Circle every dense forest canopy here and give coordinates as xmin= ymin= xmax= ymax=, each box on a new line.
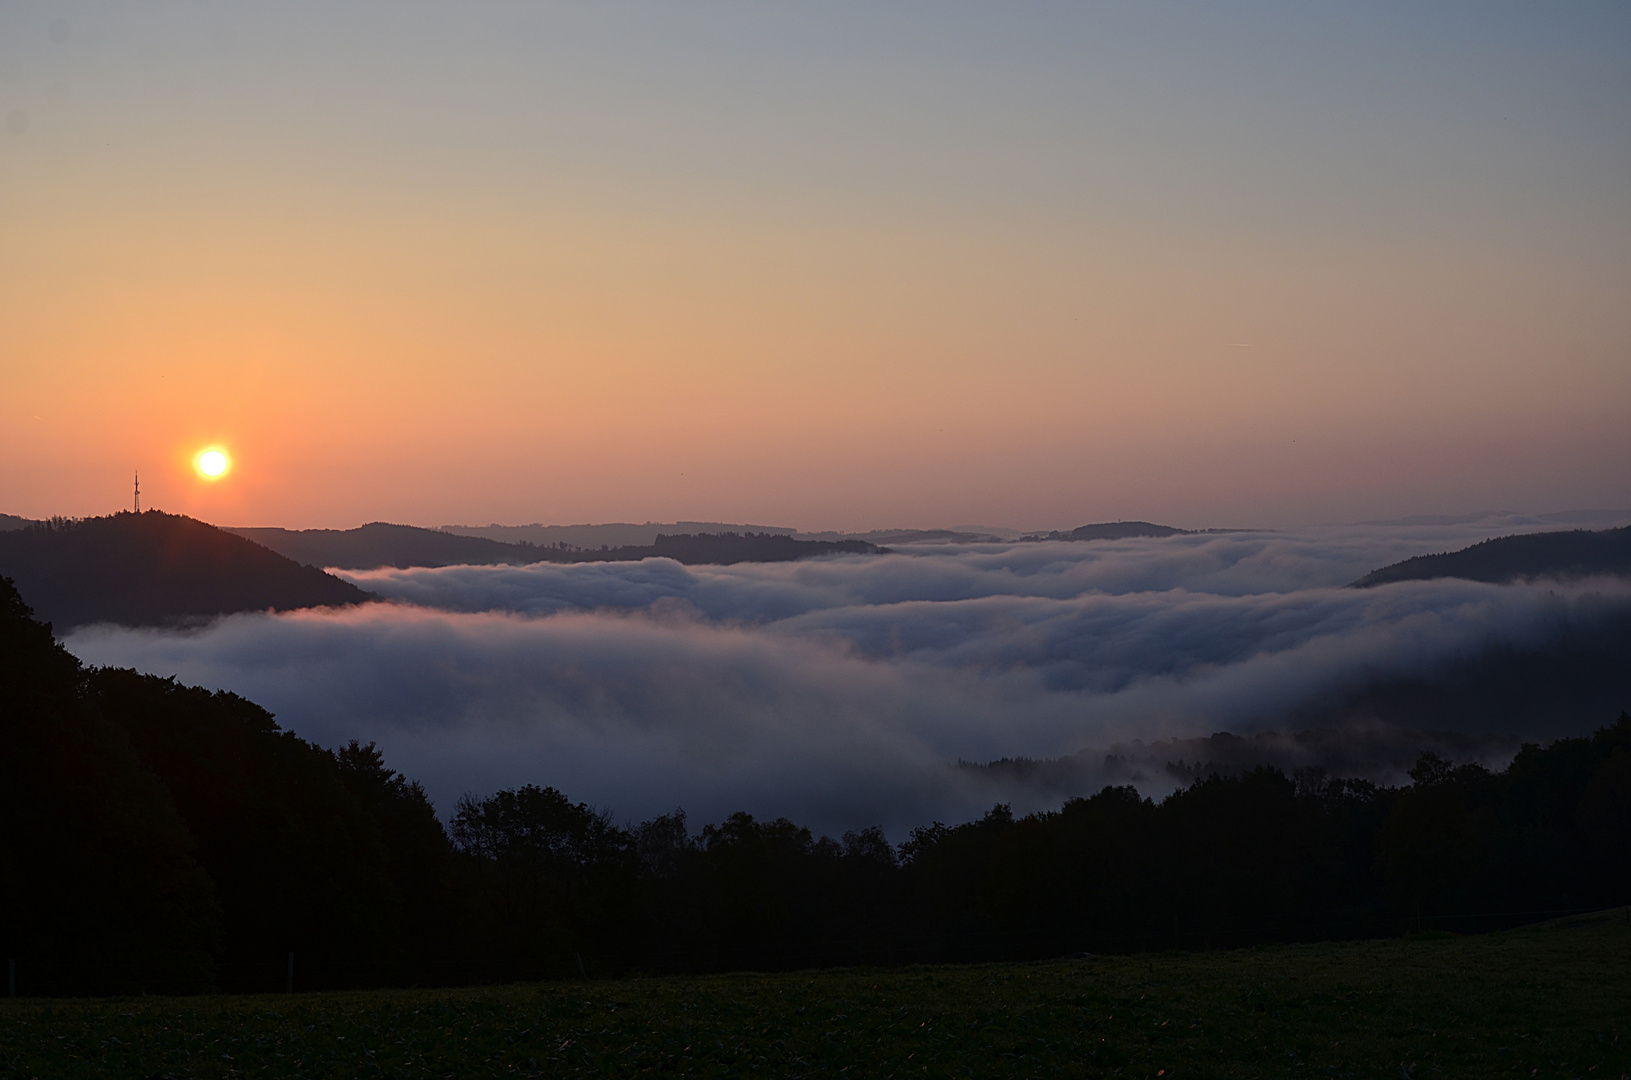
xmin=0 ymin=511 xmax=371 ymax=630
xmin=2 ymin=572 xmax=1627 ymax=995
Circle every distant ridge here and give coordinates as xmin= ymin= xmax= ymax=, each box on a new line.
xmin=0 ymin=511 xmax=372 ymax=630
xmin=228 ymin=523 xmax=533 ymax=571
xmin=443 ymin=521 xmax=797 ymax=548
xmin=1024 ymin=521 xmax=1193 ymax=542
xmin=1351 ymin=525 xmax=1631 ymax=588
xmin=227 ymin=522 xmax=886 ymax=571
xmin=636 ymin=533 xmax=882 ymax=564
xmin=0 ymin=513 xmax=36 ymax=532
xmin=792 ymin=528 xmax=1005 ymax=545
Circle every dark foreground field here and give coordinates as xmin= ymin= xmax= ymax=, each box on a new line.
xmin=2 ymin=912 xmax=1627 ymax=1080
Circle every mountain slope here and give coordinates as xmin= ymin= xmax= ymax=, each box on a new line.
xmin=0 ymin=511 xmax=372 ymax=630
xmin=1352 ymin=525 xmax=1631 ymax=587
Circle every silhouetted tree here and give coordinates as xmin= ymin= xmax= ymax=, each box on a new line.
xmin=0 ymin=576 xmax=218 ymax=994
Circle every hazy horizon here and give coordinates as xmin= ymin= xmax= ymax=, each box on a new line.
xmin=6 ymin=504 xmax=1631 ymax=539
xmin=4 ymin=2 xmax=1628 ymax=530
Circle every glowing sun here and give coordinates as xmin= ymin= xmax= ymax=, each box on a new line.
xmin=194 ymin=447 xmax=231 ymax=479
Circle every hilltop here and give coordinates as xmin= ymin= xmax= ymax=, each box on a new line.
xmin=1352 ymin=524 xmax=1631 ymax=587
xmin=0 ymin=511 xmax=371 ymax=630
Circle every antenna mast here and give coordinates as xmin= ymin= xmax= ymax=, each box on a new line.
xmin=134 ymin=470 xmax=141 ymax=514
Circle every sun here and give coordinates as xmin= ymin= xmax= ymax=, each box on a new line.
xmin=194 ymin=447 xmax=232 ymax=480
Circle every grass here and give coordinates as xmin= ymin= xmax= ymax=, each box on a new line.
xmin=2 ymin=911 xmax=1628 ymax=1079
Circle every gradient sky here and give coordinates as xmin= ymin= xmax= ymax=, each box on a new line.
xmin=3 ymin=2 xmax=1628 ymax=530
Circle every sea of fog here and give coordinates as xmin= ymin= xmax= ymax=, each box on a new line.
xmin=65 ymin=514 xmax=1631 ymax=837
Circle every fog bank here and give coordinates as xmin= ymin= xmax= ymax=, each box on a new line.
xmin=65 ymin=523 xmax=1631 ymax=836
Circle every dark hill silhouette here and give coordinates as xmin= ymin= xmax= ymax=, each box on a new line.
xmin=0 ymin=575 xmax=450 ymax=994
xmin=1025 ymin=521 xmax=1192 ymax=542
xmin=0 ymin=511 xmax=371 ymax=631
xmin=226 ymin=523 xmax=885 ymax=570
xmin=227 ymin=522 xmax=535 ymax=570
xmin=632 ymin=532 xmax=881 ymax=564
xmin=1352 ymin=525 xmax=1631 ymax=588
xmin=838 ymin=529 xmax=998 ymax=545
xmin=0 ymin=513 xmax=36 ymax=531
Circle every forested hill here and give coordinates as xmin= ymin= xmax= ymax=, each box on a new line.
xmin=1027 ymin=521 xmax=1192 ymax=542
xmin=0 ymin=574 xmax=447 ymax=995
xmin=0 ymin=511 xmax=371 ymax=630
xmin=1352 ymin=525 xmax=1631 ymax=588
xmin=227 ymin=522 xmax=885 ymax=570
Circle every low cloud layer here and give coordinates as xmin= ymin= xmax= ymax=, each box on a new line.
xmin=64 ymin=522 xmax=1631 ymax=837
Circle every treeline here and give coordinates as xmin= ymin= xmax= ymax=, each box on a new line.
xmin=2 ymin=575 xmax=1628 ymax=996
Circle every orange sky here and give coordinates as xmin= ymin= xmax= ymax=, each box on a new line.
xmin=3 ymin=4 xmax=1628 ymax=529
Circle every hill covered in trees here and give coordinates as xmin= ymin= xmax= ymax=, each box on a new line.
xmin=1353 ymin=525 xmax=1631 ymax=587
xmin=0 ymin=512 xmax=371 ymax=631
xmin=228 ymin=522 xmax=884 ymax=570
xmin=0 ymin=575 xmax=456 ymax=994
xmin=1024 ymin=521 xmax=1193 ymax=542
xmin=2 ymin=572 xmax=1628 ymax=995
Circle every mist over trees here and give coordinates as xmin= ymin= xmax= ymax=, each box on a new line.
xmin=2 ymin=572 xmax=1628 ymax=995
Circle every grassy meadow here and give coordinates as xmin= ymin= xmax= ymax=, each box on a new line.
xmin=2 ymin=911 xmax=1627 ymax=1079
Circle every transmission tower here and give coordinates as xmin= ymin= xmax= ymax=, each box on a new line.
xmin=134 ymin=470 xmax=141 ymax=514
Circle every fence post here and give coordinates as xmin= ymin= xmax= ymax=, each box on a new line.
xmin=287 ymin=952 xmax=294 ymax=994
xmin=7 ymin=958 xmax=13 ymax=997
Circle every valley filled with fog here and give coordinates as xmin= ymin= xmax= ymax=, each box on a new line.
xmin=65 ymin=514 xmax=1631 ymax=837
